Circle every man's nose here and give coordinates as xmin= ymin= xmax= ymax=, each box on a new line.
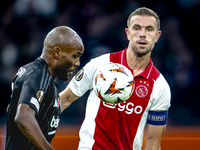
xmin=75 ymin=59 xmax=80 ymax=67
xmin=140 ymin=28 xmax=146 ymax=38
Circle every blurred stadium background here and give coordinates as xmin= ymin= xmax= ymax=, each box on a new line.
xmin=0 ymin=0 xmax=200 ymax=149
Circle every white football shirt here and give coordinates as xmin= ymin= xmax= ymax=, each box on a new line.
xmin=69 ymin=49 xmax=171 ymax=150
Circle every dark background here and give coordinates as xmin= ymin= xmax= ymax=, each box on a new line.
xmin=0 ymin=0 xmax=200 ymax=126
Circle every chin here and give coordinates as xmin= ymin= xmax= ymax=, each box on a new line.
xmin=137 ymin=49 xmax=152 ymax=57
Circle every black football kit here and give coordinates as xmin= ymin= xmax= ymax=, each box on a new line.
xmin=5 ymin=58 xmax=60 ymax=150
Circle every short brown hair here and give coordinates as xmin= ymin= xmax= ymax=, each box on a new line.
xmin=127 ymin=7 xmax=160 ymax=30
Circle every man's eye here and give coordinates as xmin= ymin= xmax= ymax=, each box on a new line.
xmin=73 ymin=55 xmax=79 ymax=59
xmin=134 ymin=27 xmax=139 ymax=30
xmin=147 ymin=27 xmax=153 ymax=31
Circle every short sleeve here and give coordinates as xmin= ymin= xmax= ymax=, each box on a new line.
xmin=149 ymin=74 xmax=171 ymax=111
xmin=17 ymin=69 xmax=47 ymax=113
xmin=18 ymin=83 xmax=41 ymax=112
xmin=69 ymin=54 xmax=110 ymax=97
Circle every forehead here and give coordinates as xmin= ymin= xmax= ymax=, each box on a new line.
xmin=129 ymin=15 xmax=157 ymax=28
xmin=63 ymin=38 xmax=84 ymax=54
xmin=64 ymin=45 xmax=84 ymax=55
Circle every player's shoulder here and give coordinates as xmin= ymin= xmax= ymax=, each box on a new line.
xmin=151 ymin=71 xmax=171 ymax=105
xmin=85 ymin=53 xmax=110 ymax=69
xmin=26 ymin=57 xmax=47 ymax=69
xmin=16 ymin=58 xmax=51 ymax=87
xmin=148 ymin=64 xmax=170 ymax=93
xmin=147 ymin=63 xmax=167 ymax=85
xmin=147 ymin=63 xmax=160 ymax=81
xmin=18 ymin=58 xmax=46 ymax=77
xmin=149 ymin=67 xmax=171 ymax=110
xmin=156 ymin=73 xmax=170 ymax=91
xmin=150 ymin=72 xmax=171 ymax=110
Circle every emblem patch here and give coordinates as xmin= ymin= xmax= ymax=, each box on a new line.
xmin=36 ymin=90 xmax=44 ymax=102
xmin=17 ymin=67 xmax=26 ymax=78
xmin=75 ymin=69 xmax=84 ymax=81
xmin=72 ymin=79 xmax=78 ymax=89
xmin=30 ymin=97 xmax=40 ymax=111
xmin=135 ymin=85 xmax=148 ymax=98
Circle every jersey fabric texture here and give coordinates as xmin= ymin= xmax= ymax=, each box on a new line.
xmin=5 ymin=58 xmax=60 ymax=150
xmin=69 ymin=49 xmax=171 ymax=150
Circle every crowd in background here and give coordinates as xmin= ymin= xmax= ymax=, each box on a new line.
xmin=0 ymin=0 xmax=200 ymax=125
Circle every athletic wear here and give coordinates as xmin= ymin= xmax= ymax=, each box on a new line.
xmin=69 ymin=49 xmax=171 ymax=150
xmin=5 ymin=58 xmax=60 ymax=150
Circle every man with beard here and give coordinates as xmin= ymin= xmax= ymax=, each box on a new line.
xmin=5 ymin=26 xmax=84 ymax=150
xmin=60 ymin=7 xmax=171 ymax=150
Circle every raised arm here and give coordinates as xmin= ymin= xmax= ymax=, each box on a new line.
xmin=59 ymin=86 xmax=80 ymax=113
xmin=15 ymin=103 xmax=54 ymax=150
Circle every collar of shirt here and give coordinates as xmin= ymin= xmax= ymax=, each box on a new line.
xmin=121 ymin=48 xmax=154 ymax=80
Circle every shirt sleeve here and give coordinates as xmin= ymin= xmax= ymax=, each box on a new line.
xmin=17 ymin=70 xmax=46 ymax=113
xmin=69 ymin=54 xmax=110 ymax=97
xmin=18 ymin=83 xmax=41 ymax=112
xmin=149 ymin=74 xmax=171 ymax=111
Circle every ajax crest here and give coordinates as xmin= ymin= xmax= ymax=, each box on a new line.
xmin=135 ymin=85 xmax=148 ymax=98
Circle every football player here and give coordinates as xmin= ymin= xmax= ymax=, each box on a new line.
xmin=60 ymin=7 xmax=170 ymax=150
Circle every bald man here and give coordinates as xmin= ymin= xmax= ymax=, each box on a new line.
xmin=5 ymin=26 xmax=84 ymax=150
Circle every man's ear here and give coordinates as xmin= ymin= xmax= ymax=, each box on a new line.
xmin=125 ymin=28 xmax=130 ymax=40
xmin=53 ymin=47 xmax=61 ymax=59
xmin=155 ymin=30 xmax=161 ymax=42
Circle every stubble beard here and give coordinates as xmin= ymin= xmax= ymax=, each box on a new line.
xmin=131 ymin=44 xmax=153 ymax=58
xmin=56 ymin=63 xmax=73 ymax=81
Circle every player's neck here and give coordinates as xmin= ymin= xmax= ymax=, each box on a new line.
xmin=40 ymin=54 xmax=56 ymax=80
xmin=126 ymin=48 xmax=150 ymax=76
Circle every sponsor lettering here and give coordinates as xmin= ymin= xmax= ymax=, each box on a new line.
xmin=103 ymin=101 xmax=143 ymax=115
xmin=148 ymin=114 xmax=166 ymax=122
xmin=50 ymin=116 xmax=60 ymax=128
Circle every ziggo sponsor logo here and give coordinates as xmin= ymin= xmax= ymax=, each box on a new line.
xmin=103 ymin=101 xmax=143 ymax=114
xmin=50 ymin=116 xmax=60 ymax=128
